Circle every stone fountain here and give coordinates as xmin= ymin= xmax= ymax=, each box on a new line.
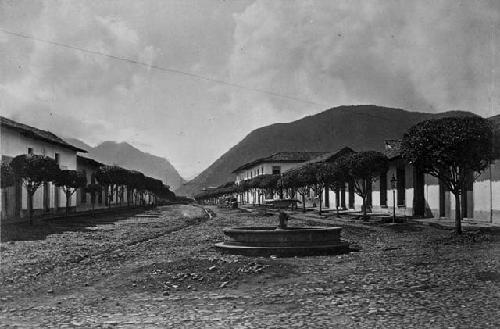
xmin=215 ymin=199 xmax=349 ymax=257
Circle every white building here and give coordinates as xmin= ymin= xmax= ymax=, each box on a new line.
xmin=1 ymin=116 xmax=86 ymax=222
xmin=233 ymin=151 xmax=326 ymax=204
xmin=369 ymin=140 xmax=500 ymax=223
xmin=318 ymin=141 xmax=500 ymax=224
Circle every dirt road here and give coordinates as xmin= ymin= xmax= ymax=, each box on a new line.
xmin=1 ymin=205 xmax=499 ymax=328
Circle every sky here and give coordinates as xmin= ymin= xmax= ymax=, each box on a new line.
xmin=1 ymin=0 xmax=499 ymax=179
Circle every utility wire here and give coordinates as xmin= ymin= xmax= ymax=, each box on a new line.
xmin=0 ymin=28 xmax=327 ymax=107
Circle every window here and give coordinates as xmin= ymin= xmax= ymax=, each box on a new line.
xmin=54 ymin=153 xmax=60 ymax=164
xmin=27 ymin=147 xmax=33 ymax=155
xmin=272 ymin=166 xmax=281 ymax=175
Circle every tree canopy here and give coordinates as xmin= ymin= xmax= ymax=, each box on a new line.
xmin=1 ymin=161 xmax=15 ymax=188
xmin=401 ymin=116 xmax=493 ymax=193
xmin=9 ymin=154 xmax=60 ymax=223
xmin=343 ymin=151 xmax=388 ymax=217
xmin=54 ymin=170 xmax=87 ymax=190
xmin=401 ymin=116 xmax=493 ymax=233
xmin=344 ymin=151 xmax=388 ymax=183
xmin=54 ymin=169 xmax=87 ymax=214
xmin=10 ymin=154 xmax=60 ymax=191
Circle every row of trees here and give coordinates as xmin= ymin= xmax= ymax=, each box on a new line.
xmin=280 ymin=151 xmax=389 ymax=217
xmin=1 ymin=154 xmax=175 ymax=224
xmin=194 ymin=173 xmax=283 ymax=204
xmin=196 ymin=116 xmax=495 ymax=234
xmin=195 ymin=151 xmax=389 ymax=218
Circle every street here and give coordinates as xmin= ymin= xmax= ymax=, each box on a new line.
xmin=1 ymin=205 xmax=499 ymax=328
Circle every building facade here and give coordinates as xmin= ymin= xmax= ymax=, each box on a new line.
xmin=233 ymin=151 xmax=326 ymax=204
xmin=321 ymin=141 xmax=500 ymax=223
xmin=233 ymin=143 xmax=499 ymax=224
xmin=1 ymin=116 xmax=86 ymax=222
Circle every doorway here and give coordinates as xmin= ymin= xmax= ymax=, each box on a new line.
xmin=413 ymin=167 xmax=425 ymax=217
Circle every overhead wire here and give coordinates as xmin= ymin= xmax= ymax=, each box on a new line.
xmin=0 ymin=28 xmax=327 ymax=107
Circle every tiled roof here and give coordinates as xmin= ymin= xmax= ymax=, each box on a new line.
xmin=77 ymin=155 xmax=103 ymax=168
xmin=383 ymin=139 xmax=402 ymax=160
xmin=1 ymin=116 xmax=87 ymax=153
xmin=301 ymin=147 xmax=355 ymax=165
xmin=233 ymin=151 xmax=327 ymax=173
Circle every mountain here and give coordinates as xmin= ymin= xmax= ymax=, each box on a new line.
xmin=177 ymin=105 xmax=480 ymax=196
xmin=64 ymin=139 xmax=185 ymax=191
xmin=489 ymin=114 xmax=500 ymax=157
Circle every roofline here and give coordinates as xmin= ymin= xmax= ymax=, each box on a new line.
xmin=232 ymin=151 xmax=326 ymax=173
xmin=77 ymin=155 xmax=104 ymax=167
xmin=1 ymin=118 xmax=87 ymax=153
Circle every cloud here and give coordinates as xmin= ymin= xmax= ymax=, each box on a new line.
xmin=228 ymin=0 xmax=500 ymax=117
xmin=1 ymin=0 xmax=499 ymax=179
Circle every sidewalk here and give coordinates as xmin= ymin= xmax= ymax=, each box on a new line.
xmin=240 ymin=204 xmax=500 ymax=232
xmin=414 ymin=217 xmax=500 ymax=232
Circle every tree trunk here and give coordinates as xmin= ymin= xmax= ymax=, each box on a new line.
xmin=454 ymin=192 xmax=462 ymax=234
xmin=302 ymin=194 xmax=306 ymax=213
xmin=65 ymin=190 xmax=71 ymax=216
xmin=362 ymin=195 xmax=367 ymax=217
xmin=107 ymin=186 xmax=111 ymax=210
xmin=319 ymin=189 xmax=322 ymax=216
xmin=28 ymin=191 xmax=34 ymax=225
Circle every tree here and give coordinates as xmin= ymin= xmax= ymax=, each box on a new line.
xmin=95 ymin=166 xmax=113 ymax=209
xmin=282 ymin=164 xmax=317 ymax=213
xmin=401 ymin=116 xmax=493 ymax=234
xmin=236 ymin=180 xmax=249 ymax=204
xmin=144 ymin=176 xmax=163 ymax=207
xmin=257 ymin=174 xmax=280 ymax=200
xmin=344 ymin=151 xmax=388 ymax=218
xmin=127 ymin=170 xmax=146 ymax=206
xmin=85 ymin=183 xmax=101 ymax=216
xmin=316 ymin=160 xmax=349 ymax=217
xmin=95 ymin=166 xmax=127 ymax=209
xmin=10 ymin=155 xmax=60 ymax=224
xmin=54 ymin=170 xmax=87 ymax=216
xmin=1 ymin=162 xmax=15 ymax=188
xmin=158 ymin=184 xmax=176 ymax=202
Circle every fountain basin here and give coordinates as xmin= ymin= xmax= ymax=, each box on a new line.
xmin=215 ymin=226 xmax=349 ymax=257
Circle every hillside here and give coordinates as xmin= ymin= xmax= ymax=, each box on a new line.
xmin=176 ymin=105 xmax=479 ymax=196
xmin=64 ymin=139 xmax=185 ymax=191
xmin=490 ymin=114 xmax=500 ymax=157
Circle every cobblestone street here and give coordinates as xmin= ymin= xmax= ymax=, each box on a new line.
xmin=1 ymin=204 xmax=499 ymax=328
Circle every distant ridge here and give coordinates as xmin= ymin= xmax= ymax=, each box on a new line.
xmin=64 ymin=138 xmax=185 ymax=191
xmin=177 ymin=105 xmax=483 ymax=196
